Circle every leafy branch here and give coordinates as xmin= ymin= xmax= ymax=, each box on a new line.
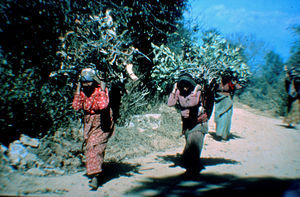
xmin=51 ymin=10 xmax=140 ymax=83
xmin=151 ymin=30 xmax=251 ymax=93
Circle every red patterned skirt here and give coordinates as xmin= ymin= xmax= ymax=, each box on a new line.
xmin=83 ymin=113 xmax=112 ymax=176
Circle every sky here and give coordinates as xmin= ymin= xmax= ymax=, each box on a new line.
xmin=185 ymin=0 xmax=300 ymax=61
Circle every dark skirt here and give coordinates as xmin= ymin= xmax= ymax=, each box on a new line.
xmin=182 ymin=122 xmax=208 ymax=172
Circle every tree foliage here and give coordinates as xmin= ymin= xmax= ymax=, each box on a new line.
xmin=238 ymin=50 xmax=286 ymax=115
xmin=287 ymin=26 xmax=300 ymax=70
xmin=151 ymin=30 xmax=251 ymax=93
xmin=0 ymin=0 xmax=65 ymax=144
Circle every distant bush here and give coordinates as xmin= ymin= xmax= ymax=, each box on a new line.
xmin=237 ymin=51 xmax=287 ymax=116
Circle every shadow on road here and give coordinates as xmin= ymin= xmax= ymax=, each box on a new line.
xmin=157 ymin=153 xmax=239 ymax=170
xmin=127 ymin=154 xmax=300 ymax=196
xmin=208 ymin=131 xmax=242 ymax=141
xmin=97 ymin=161 xmax=141 ymax=186
xmin=126 ymin=171 xmax=300 ymax=197
xmin=278 ymin=124 xmax=298 ymax=130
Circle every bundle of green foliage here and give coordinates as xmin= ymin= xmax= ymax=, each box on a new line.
xmin=52 ymin=10 xmax=137 ymax=82
xmin=151 ymin=30 xmax=251 ymax=93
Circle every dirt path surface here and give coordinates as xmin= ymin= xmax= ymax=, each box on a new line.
xmin=1 ymin=104 xmax=300 ymax=196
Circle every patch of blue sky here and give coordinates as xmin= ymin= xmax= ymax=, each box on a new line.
xmin=185 ymin=0 xmax=300 ymax=61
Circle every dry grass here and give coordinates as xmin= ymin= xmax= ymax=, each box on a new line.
xmin=105 ymin=104 xmax=185 ymax=161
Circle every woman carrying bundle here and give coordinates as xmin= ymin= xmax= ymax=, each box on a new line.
xmin=72 ymin=68 xmax=114 ymax=190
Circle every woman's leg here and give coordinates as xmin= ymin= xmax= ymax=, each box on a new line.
xmin=89 ymin=173 xmax=99 ymax=190
xmin=85 ymin=131 xmax=111 ymax=189
xmin=223 ymin=107 xmax=233 ymax=140
xmin=182 ymin=130 xmax=205 ymax=173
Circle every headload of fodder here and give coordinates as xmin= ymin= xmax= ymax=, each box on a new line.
xmin=51 ymin=9 xmax=140 ymax=84
xmin=49 ymin=6 xmax=181 ymax=126
xmin=151 ymin=30 xmax=251 ymax=94
xmin=50 ymin=9 xmax=151 ymax=126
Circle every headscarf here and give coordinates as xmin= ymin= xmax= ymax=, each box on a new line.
xmin=177 ymin=73 xmax=197 ymax=97
xmin=80 ymin=68 xmax=102 ymax=84
xmin=178 ymin=73 xmax=197 ymax=88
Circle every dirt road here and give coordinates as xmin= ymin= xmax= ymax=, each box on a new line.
xmin=1 ymin=104 xmax=300 ymax=196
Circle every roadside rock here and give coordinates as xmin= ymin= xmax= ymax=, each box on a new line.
xmin=130 ymin=114 xmax=161 ymax=131
xmin=0 ymin=144 xmax=15 ymax=175
xmin=8 ymin=141 xmax=28 ymax=166
xmin=20 ymin=134 xmax=39 ymax=148
xmin=8 ymin=140 xmax=44 ymax=169
xmin=0 ymin=144 xmax=8 ymax=154
xmin=26 ymin=168 xmax=46 ymax=176
xmin=63 ymin=157 xmax=82 ymax=169
xmin=46 ymin=155 xmax=63 ymax=168
xmin=19 ymin=152 xmax=44 ymax=169
xmin=44 ymin=168 xmax=65 ymax=175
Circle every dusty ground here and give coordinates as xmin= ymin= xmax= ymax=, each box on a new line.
xmin=1 ymin=103 xmax=300 ymax=197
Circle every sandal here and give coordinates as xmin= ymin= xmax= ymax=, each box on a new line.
xmin=88 ymin=176 xmax=98 ymax=190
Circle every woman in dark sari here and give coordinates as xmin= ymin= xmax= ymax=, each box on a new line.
xmin=284 ymin=66 xmax=300 ymax=127
xmin=168 ymin=74 xmax=208 ymax=174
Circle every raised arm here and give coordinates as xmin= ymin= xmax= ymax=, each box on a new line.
xmin=168 ymin=83 xmax=178 ymax=107
xmin=72 ymin=82 xmax=83 ymax=111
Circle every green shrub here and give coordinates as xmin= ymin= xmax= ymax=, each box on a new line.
xmin=151 ymin=30 xmax=251 ymax=94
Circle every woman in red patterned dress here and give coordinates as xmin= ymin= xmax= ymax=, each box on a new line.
xmin=72 ymin=68 xmax=114 ymax=190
